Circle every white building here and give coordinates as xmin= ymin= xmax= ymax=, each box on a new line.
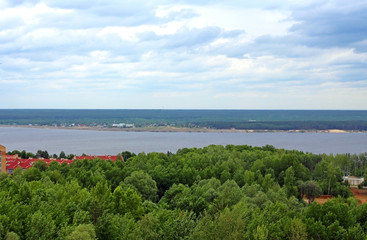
xmin=112 ymin=123 xmax=134 ymax=128
xmin=343 ymin=176 xmax=364 ymax=186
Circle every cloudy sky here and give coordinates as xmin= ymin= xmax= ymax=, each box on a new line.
xmin=0 ymin=0 xmax=366 ymax=109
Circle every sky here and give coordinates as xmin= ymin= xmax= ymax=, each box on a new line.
xmin=0 ymin=0 xmax=366 ymax=109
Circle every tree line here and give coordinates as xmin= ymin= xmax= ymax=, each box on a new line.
xmin=1 ymin=109 xmax=367 ymax=131
xmin=1 ymin=145 xmax=367 ymax=239
xmin=199 ymin=121 xmax=367 ymax=131
xmin=7 ymin=150 xmax=76 ymax=160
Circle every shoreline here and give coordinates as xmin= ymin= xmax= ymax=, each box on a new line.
xmin=0 ymin=124 xmax=365 ymax=133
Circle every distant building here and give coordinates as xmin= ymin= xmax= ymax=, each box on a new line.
xmin=112 ymin=123 xmax=134 ymax=128
xmin=343 ymin=176 xmax=364 ymax=186
xmin=0 ymin=145 xmax=6 ymax=173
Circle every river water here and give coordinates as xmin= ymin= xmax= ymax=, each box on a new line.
xmin=0 ymin=127 xmax=366 ymax=155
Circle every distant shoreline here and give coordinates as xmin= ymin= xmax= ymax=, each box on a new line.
xmin=0 ymin=124 xmax=365 ymax=133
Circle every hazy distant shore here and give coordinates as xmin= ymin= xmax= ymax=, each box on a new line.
xmin=0 ymin=124 xmax=365 ymax=133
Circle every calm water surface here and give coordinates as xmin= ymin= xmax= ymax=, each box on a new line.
xmin=0 ymin=127 xmax=366 ymax=155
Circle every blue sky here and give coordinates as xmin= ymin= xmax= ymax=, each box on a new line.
xmin=0 ymin=0 xmax=366 ymax=109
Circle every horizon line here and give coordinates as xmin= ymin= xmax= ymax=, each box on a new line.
xmin=0 ymin=108 xmax=367 ymax=111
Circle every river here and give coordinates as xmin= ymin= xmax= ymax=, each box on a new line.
xmin=0 ymin=127 xmax=366 ymax=155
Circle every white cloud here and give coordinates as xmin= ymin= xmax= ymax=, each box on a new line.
xmin=0 ymin=0 xmax=366 ymax=109
xmin=188 ymin=5 xmax=294 ymax=38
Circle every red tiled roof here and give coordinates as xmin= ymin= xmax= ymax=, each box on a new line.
xmin=4 ymin=154 xmax=117 ymax=170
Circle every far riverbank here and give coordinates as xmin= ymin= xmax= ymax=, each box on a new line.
xmin=0 ymin=124 xmax=365 ymax=134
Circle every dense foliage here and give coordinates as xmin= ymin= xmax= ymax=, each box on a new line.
xmin=1 ymin=145 xmax=367 ymax=239
xmin=201 ymin=120 xmax=367 ymax=131
xmin=1 ymin=109 xmax=367 ymax=130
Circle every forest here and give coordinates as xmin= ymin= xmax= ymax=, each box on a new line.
xmin=198 ymin=120 xmax=367 ymax=131
xmin=1 ymin=109 xmax=367 ymax=131
xmin=1 ymin=145 xmax=367 ymax=239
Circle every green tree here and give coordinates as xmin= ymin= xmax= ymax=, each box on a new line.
xmin=347 ymin=224 xmax=365 ymax=240
xmin=160 ymin=183 xmax=193 ymax=211
xmin=314 ymin=158 xmax=343 ymax=195
xmin=33 ymin=160 xmax=47 ymax=172
xmin=23 ymin=167 xmax=42 ymax=181
xmin=262 ymin=173 xmax=274 ymax=192
xmin=59 ymin=151 xmax=67 ymax=159
xmin=285 ymin=217 xmax=308 ymax=240
xmin=48 ymin=161 xmax=60 ymax=171
xmin=139 ymin=209 xmax=195 ymax=240
xmin=72 ymin=210 xmax=92 ymax=226
xmin=25 ymin=211 xmax=56 ymax=240
xmin=192 ymin=207 xmax=245 ymax=240
xmin=96 ymin=213 xmax=140 ymax=240
xmin=253 ymin=225 xmax=269 ymax=240
xmin=124 ymin=170 xmax=158 ymax=202
xmin=20 ymin=150 xmax=27 ymax=159
xmin=303 ymin=218 xmax=326 ymax=240
xmin=67 ymin=224 xmax=96 ymax=240
xmin=0 ymin=215 xmax=10 ymax=239
xmin=212 ymin=180 xmax=243 ymax=212
xmin=298 ymin=181 xmax=322 ymax=204
xmin=112 ymin=186 xmax=144 ymax=219
xmin=284 ymin=167 xmax=298 ymax=198
xmin=36 ymin=150 xmax=49 ymax=159
xmin=121 ymin=151 xmax=136 ymax=161
xmin=5 ymin=232 xmax=20 ymax=240
xmin=244 ymin=170 xmax=255 ymax=185
xmin=90 ymin=181 xmax=112 ymax=224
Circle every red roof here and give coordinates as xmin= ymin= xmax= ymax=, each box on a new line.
xmin=5 ymin=154 xmax=116 ymax=171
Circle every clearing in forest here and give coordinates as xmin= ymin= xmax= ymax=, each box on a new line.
xmin=307 ymin=188 xmax=367 ymax=205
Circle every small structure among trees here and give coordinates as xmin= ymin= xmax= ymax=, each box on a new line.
xmin=342 ymin=176 xmax=364 ymax=186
